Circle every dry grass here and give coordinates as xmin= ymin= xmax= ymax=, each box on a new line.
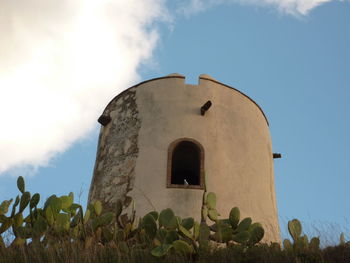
xmin=2 ymin=241 xmax=350 ymax=263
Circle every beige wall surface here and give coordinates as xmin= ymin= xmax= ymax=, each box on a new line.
xmin=89 ymin=74 xmax=280 ymax=242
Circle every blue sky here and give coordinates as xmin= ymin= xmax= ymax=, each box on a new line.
xmin=1 ymin=0 xmax=350 ymax=243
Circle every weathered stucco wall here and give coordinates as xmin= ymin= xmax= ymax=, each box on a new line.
xmin=88 ymin=74 xmax=280 ymax=242
xmin=88 ymin=87 xmax=141 ymax=212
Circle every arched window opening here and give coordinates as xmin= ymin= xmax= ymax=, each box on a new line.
xmin=167 ymin=139 xmax=204 ymax=189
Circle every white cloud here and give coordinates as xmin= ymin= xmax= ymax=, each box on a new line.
xmin=0 ymin=0 xmax=168 ymax=175
xmin=242 ymin=0 xmax=332 ymax=15
xmin=179 ymin=0 xmax=345 ymax=16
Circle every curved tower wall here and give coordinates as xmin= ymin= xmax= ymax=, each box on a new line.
xmin=88 ymin=74 xmax=280 ymax=242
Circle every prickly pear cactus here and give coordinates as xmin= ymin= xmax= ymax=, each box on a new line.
xmin=0 ymin=175 xmax=267 ymax=258
xmin=283 ymin=218 xmax=320 ymax=252
xmin=288 ymin=219 xmax=302 ymax=243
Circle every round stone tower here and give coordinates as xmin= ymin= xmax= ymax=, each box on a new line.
xmin=88 ymin=73 xmax=280 ymax=242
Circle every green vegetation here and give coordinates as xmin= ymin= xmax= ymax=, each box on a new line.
xmin=1 ymin=176 xmax=350 ymax=262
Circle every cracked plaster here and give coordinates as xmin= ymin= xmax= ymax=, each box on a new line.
xmin=88 ymin=88 xmax=140 ymax=211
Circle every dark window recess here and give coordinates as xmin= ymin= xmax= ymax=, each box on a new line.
xmin=171 ymin=141 xmax=200 ymax=185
